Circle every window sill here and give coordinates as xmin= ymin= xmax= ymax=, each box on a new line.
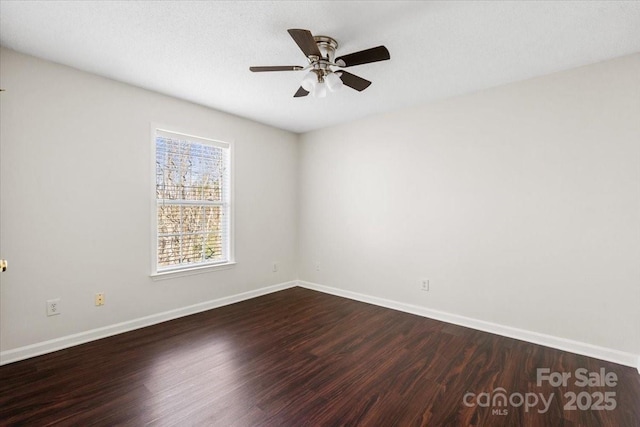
xmin=151 ymin=262 xmax=236 ymax=281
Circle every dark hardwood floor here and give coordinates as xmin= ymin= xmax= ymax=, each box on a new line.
xmin=1 ymin=287 xmax=638 ymax=426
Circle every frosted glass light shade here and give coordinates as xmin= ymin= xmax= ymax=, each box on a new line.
xmin=325 ymin=72 xmax=343 ymax=92
xmin=301 ymin=71 xmax=317 ymax=92
xmin=313 ymin=82 xmax=327 ymax=98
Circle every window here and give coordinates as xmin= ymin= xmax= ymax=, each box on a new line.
xmin=152 ymin=128 xmax=232 ymax=275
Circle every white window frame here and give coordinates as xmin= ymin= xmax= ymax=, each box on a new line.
xmin=150 ymin=125 xmax=235 ymax=278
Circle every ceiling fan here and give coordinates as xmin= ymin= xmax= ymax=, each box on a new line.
xmin=250 ymin=29 xmax=390 ymax=98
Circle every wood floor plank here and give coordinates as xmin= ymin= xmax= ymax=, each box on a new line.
xmin=1 ymin=287 xmax=638 ymax=426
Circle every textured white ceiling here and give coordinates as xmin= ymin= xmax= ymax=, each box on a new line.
xmin=1 ymin=1 xmax=640 ymax=133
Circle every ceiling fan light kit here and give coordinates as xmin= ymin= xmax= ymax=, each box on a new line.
xmin=250 ymin=29 xmax=390 ymax=98
xmin=301 ymin=69 xmax=343 ymax=97
xmin=325 ymin=72 xmax=344 ymax=92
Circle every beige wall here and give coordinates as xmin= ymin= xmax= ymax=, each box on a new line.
xmin=298 ymin=54 xmax=640 ymax=356
xmin=0 ymin=47 xmax=299 ymax=351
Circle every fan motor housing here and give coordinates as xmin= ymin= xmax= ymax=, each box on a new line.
xmin=313 ymin=36 xmax=338 ymax=62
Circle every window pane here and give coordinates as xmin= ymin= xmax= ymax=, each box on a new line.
xmin=182 ymin=206 xmax=204 ymax=234
xmin=155 ymin=130 xmax=230 ymax=272
xmin=158 ymin=235 xmax=181 ymax=268
xmin=181 ymin=233 xmax=204 ymax=265
xmin=158 ymin=205 xmax=181 ymax=234
xmin=204 ymin=205 xmax=222 ymax=231
xmin=199 ymin=146 xmax=225 ymax=202
xmin=156 ymin=136 xmax=226 ymax=202
xmin=204 ymin=233 xmax=224 ymax=261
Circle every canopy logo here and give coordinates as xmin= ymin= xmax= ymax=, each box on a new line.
xmin=462 ymin=388 xmax=552 ymax=415
xmin=462 ymin=368 xmax=618 ymax=415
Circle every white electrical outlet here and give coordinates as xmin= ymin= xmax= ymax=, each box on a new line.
xmin=315 ymin=262 xmax=321 ymax=271
xmin=47 ymin=298 xmax=61 ymax=316
xmin=272 ymin=262 xmax=279 ymax=272
xmin=420 ymin=279 xmax=429 ymax=292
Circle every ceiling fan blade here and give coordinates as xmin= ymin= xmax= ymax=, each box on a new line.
xmin=288 ymin=29 xmax=322 ymax=58
xmin=335 ymin=46 xmax=390 ymax=67
xmin=338 ymin=71 xmax=372 ymax=91
xmin=294 ymin=87 xmax=310 ymax=97
xmin=250 ymin=66 xmax=303 ymax=72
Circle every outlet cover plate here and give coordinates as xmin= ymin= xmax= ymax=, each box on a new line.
xmin=95 ymin=293 xmax=105 ymax=306
xmin=47 ymin=298 xmax=61 ymax=316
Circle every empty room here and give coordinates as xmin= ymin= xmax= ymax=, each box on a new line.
xmin=0 ymin=1 xmax=639 ymax=426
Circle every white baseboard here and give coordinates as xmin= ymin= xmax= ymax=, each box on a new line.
xmin=297 ymin=280 xmax=640 ymax=370
xmin=3 ymin=280 xmax=638 ymax=372
xmin=0 ymin=281 xmax=297 ymax=366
